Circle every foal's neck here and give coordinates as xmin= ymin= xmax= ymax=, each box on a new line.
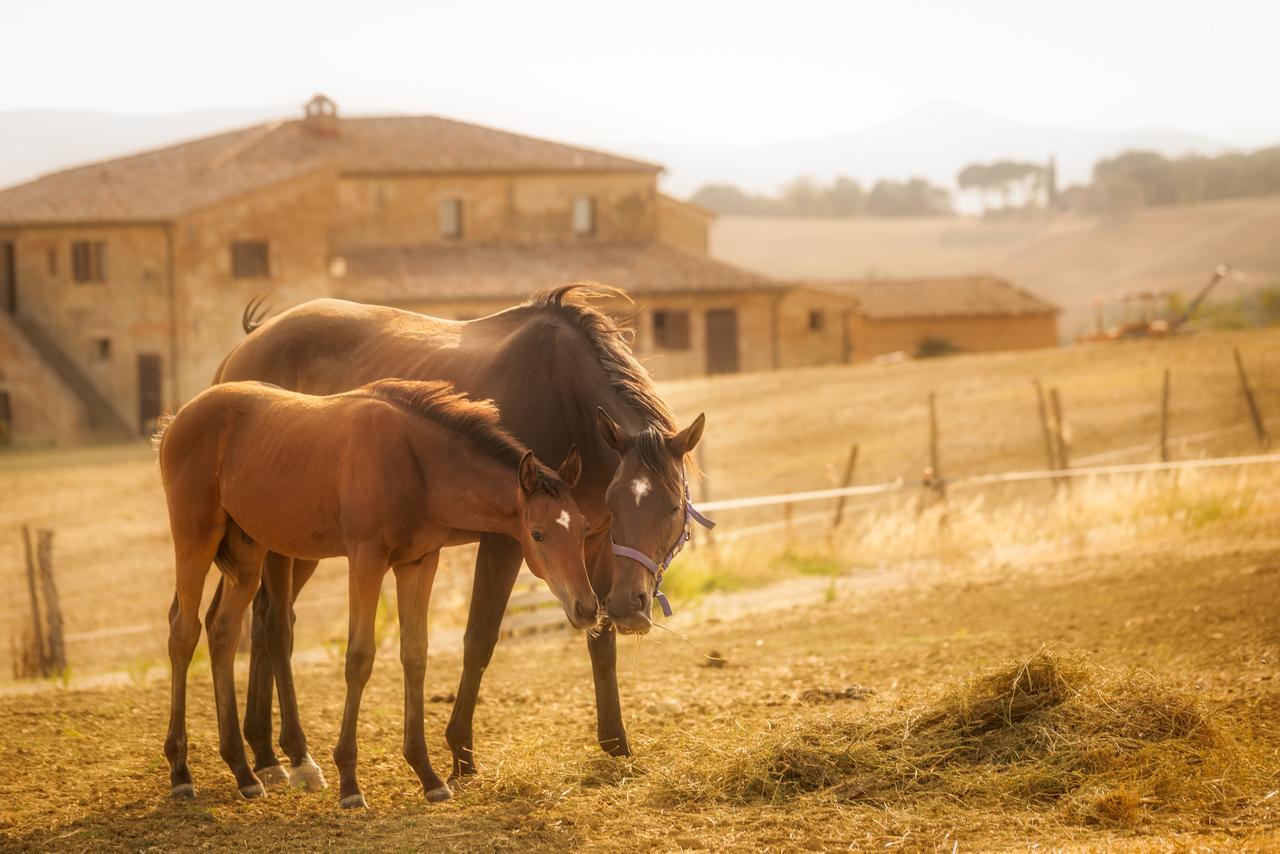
xmin=419 ymin=438 xmax=524 ymax=540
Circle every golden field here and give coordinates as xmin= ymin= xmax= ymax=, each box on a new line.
xmin=1 ymin=328 xmax=1279 ymax=851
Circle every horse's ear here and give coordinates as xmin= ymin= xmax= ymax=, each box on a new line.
xmin=596 ymin=407 xmax=627 ymax=452
xmin=518 ymin=450 xmax=539 ymax=496
xmin=668 ymin=413 xmax=705 ymax=457
xmin=558 ymin=445 xmax=582 ymax=488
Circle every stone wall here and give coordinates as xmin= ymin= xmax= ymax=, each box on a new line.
xmin=655 ymin=195 xmax=711 ymax=255
xmin=172 ymin=169 xmax=338 ymax=399
xmin=333 ymin=172 xmax=657 ymax=249
xmin=0 ymin=315 xmax=90 ymax=445
xmin=0 ymin=222 xmax=173 ymax=432
xmin=776 ymin=288 xmax=857 ymax=368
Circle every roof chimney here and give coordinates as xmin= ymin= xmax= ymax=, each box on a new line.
xmin=303 ymin=94 xmax=338 ymax=136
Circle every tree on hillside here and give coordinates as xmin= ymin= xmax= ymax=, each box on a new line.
xmin=957 ymin=163 xmax=993 ymax=213
xmin=865 ymin=178 xmax=953 ymax=217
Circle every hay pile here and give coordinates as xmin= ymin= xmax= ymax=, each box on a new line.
xmin=664 ymin=651 xmax=1254 ymax=828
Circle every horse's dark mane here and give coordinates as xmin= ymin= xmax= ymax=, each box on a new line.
xmin=528 ymin=284 xmax=691 ymax=488
xmin=355 ymin=379 xmax=564 ymax=495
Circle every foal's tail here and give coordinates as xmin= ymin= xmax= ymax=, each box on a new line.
xmin=151 ymin=413 xmax=176 ymax=456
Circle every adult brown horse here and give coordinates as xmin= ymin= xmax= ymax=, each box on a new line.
xmin=158 ymin=378 xmax=595 ymax=806
xmin=214 ymin=285 xmax=705 ymax=789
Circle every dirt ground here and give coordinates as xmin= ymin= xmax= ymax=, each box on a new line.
xmin=1 ymin=516 xmax=1276 ymax=852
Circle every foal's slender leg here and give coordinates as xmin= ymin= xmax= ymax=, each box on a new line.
xmin=445 ymin=533 xmax=523 ymax=779
xmin=394 ymin=553 xmax=450 ymax=802
xmin=257 ymin=555 xmax=326 ymax=791
xmin=244 ymin=555 xmax=322 ymax=787
xmin=333 ymin=548 xmax=387 ymax=809
xmin=206 ymin=565 xmax=266 ymax=798
xmin=243 ymin=577 xmax=283 ymax=783
xmin=165 ymin=549 xmax=215 ymax=798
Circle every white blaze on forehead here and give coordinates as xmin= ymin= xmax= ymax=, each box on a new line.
xmin=556 ymin=510 xmax=571 ymax=529
xmin=631 ymin=477 xmax=652 ymax=506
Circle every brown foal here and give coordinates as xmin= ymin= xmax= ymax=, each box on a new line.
xmin=157 ymin=379 xmax=597 ymax=807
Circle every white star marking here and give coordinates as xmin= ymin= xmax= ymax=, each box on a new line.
xmin=631 ymin=477 xmax=651 ymax=506
xmin=556 ymin=510 xmax=571 ymax=529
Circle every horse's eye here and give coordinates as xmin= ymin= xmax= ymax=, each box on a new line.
xmin=532 ymin=530 xmax=545 ymax=543
xmin=670 ymin=505 xmax=681 ymax=515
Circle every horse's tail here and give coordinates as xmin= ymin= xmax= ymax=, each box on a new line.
xmin=241 ymin=296 xmax=273 ymax=334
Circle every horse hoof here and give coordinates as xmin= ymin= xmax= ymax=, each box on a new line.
xmin=425 ymin=784 xmax=453 ymax=803
xmin=239 ymin=782 xmax=266 ymax=800
xmin=257 ymin=764 xmax=290 ymax=787
xmin=340 ymin=793 xmax=368 ymax=810
xmin=170 ymin=783 xmax=195 ymax=799
xmin=289 ymin=755 xmax=328 ymax=792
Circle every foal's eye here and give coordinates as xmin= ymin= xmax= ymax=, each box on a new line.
xmin=531 ymin=530 xmax=546 ymax=543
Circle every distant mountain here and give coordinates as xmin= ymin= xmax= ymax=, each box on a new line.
xmin=643 ymin=100 xmax=1233 ymax=196
xmin=0 ymin=100 xmax=1237 ymax=202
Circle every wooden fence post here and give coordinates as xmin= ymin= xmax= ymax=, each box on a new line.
xmin=928 ymin=391 xmax=945 ymax=500
xmin=1160 ymin=369 xmax=1171 ymax=462
xmin=695 ymin=441 xmax=714 ymax=549
xmin=831 ymin=443 xmax=859 ymax=530
xmin=1049 ymin=388 xmax=1071 ymax=490
xmin=35 ymin=529 xmax=65 ymax=675
xmin=1234 ymin=347 xmax=1270 ymax=449
xmin=1034 ymin=380 xmax=1057 ymax=472
xmin=21 ymin=526 xmax=47 ymax=675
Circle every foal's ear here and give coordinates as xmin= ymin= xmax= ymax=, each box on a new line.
xmin=596 ymin=407 xmax=627 ymax=452
xmin=558 ymin=445 xmax=582 ymax=488
xmin=668 ymin=413 xmax=705 ymax=457
xmin=518 ymin=450 xmax=539 ymax=496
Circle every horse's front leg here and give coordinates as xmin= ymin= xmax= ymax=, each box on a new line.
xmin=444 ymin=532 xmax=523 ymax=779
xmin=394 ymin=552 xmax=450 ymax=802
xmin=333 ymin=547 xmax=387 ymax=809
xmin=585 ymin=533 xmax=630 ymax=757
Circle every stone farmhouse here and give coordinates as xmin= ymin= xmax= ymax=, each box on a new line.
xmin=0 ymin=96 xmax=1055 ymax=446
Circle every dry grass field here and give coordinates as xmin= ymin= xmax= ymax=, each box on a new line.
xmin=1 ymin=328 xmax=1279 ymax=850
xmin=711 ymin=197 xmax=1280 ymax=338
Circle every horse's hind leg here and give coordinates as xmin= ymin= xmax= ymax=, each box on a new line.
xmin=165 ymin=545 xmax=214 ymax=798
xmin=395 ymin=552 xmax=450 ymax=802
xmin=205 ymin=536 xmax=266 ymax=799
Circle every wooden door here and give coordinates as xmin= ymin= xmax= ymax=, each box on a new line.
xmin=705 ymin=308 xmax=740 ymax=375
xmin=1 ymin=242 xmax=14 ymax=314
xmin=137 ymin=353 xmax=162 ymax=435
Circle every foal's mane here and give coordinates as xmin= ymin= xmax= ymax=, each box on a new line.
xmin=354 ymin=379 xmax=564 ymax=495
xmin=527 ymin=284 xmax=693 ymax=488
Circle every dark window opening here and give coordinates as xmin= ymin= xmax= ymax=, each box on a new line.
xmin=808 ymin=310 xmax=825 ymax=332
xmin=572 ymin=196 xmax=596 ymax=236
xmin=94 ymin=338 xmax=112 ymax=361
xmin=47 ymin=247 xmax=57 ymax=275
xmin=231 ymin=241 xmax=271 ymax=278
xmin=652 ymin=309 xmax=691 ymax=350
xmin=440 ymin=198 xmax=463 ymax=238
xmin=71 ymin=241 xmax=107 ymax=283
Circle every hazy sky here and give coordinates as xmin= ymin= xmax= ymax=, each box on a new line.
xmin=5 ymin=0 xmax=1278 ymax=148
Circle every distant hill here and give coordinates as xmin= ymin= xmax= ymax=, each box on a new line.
xmin=0 ymin=106 xmax=287 ymax=189
xmin=649 ymin=100 xmax=1230 ymax=196
xmin=711 ymin=196 xmax=1280 ymax=339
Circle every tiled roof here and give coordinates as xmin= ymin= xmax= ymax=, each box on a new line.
xmin=335 ymin=242 xmax=782 ymax=303
xmin=0 ymin=112 xmax=661 ymax=225
xmin=812 ymin=275 xmax=1059 ymax=319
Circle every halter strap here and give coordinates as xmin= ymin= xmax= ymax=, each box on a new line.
xmin=610 ymin=477 xmax=715 ymax=618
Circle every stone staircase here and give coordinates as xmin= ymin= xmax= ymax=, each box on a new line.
xmin=5 ymin=313 xmax=134 ymax=438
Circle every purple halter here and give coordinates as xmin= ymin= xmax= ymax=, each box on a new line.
xmin=610 ymin=476 xmax=716 ymax=618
